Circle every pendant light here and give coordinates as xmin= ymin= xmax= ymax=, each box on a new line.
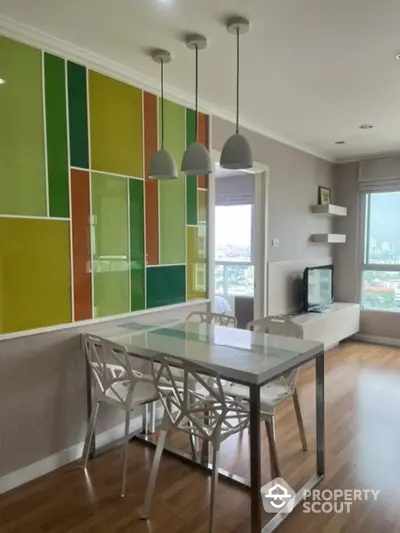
xmin=148 ymin=49 xmax=178 ymax=180
xmin=181 ymin=34 xmax=212 ymax=175
xmin=220 ymin=17 xmax=253 ymax=170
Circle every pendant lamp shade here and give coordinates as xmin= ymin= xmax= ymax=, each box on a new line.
xmin=220 ymin=17 xmax=253 ymax=171
xmin=181 ymin=34 xmax=212 ymax=176
xmin=181 ymin=141 xmax=212 ymax=175
xmin=220 ymin=133 xmax=253 ymax=170
xmin=148 ymin=49 xmax=178 ymax=180
xmin=148 ymin=149 xmax=178 ymax=180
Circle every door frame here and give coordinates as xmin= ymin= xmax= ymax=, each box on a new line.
xmin=208 ymin=149 xmax=270 ymax=320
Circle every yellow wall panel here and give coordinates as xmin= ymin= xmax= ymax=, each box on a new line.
xmin=187 ymin=226 xmax=207 ymax=300
xmin=0 ymin=218 xmax=72 ymax=334
xmin=89 ymin=71 xmax=143 ymax=177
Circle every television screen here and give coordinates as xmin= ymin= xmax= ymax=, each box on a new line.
xmin=304 ymin=265 xmax=333 ymax=311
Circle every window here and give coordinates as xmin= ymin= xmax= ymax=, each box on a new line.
xmin=215 ymin=204 xmax=254 ymax=297
xmin=362 ymin=191 xmax=400 ymax=311
xmin=215 ymin=205 xmax=252 ymax=262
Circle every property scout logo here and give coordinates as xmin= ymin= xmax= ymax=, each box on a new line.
xmin=261 ymin=478 xmax=380 ymax=514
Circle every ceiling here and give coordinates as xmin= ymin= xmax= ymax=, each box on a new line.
xmin=2 ymin=0 xmax=400 ymax=162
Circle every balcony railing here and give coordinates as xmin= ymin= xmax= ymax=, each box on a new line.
xmin=215 ymin=262 xmax=254 ymax=298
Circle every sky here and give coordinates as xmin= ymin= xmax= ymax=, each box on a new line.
xmin=215 ymin=205 xmax=252 ymax=248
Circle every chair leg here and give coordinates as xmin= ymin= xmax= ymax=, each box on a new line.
xmin=82 ymin=401 xmax=99 ymax=468
xmin=188 ymin=420 xmax=197 ymax=461
xmin=208 ymin=445 xmax=220 ymax=533
xmin=121 ymin=411 xmax=131 ymax=497
xmin=265 ymin=416 xmax=281 ymax=480
xmin=141 ymin=428 xmax=168 ymax=519
xmin=293 ymin=389 xmax=308 ymax=451
xmin=201 ymin=407 xmax=210 ymax=464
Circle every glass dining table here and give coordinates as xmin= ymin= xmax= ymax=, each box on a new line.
xmin=83 ymin=318 xmax=325 ymax=533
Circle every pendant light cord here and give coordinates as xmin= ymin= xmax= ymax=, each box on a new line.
xmin=195 ymin=45 xmax=199 ymax=141
xmin=161 ymin=59 xmax=164 ymax=149
xmin=236 ymin=27 xmax=240 ymax=134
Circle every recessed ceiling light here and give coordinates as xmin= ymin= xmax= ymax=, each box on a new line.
xmin=0 ymin=79 xmax=6 ymax=85
xmin=335 ymin=140 xmax=346 ymax=144
xmin=359 ymin=124 xmax=374 ymax=129
xmin=396 ymin=53 xmax=400 ymax=60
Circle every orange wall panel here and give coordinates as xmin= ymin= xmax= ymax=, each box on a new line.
xmin=144 ymin=92 xmax=159 ymax=265
xmin=71 ymin=169 xmax=92 ymax=320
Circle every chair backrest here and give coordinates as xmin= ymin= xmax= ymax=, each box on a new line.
xmin=246 ymin=316 xmax=302 ymax=392
xmin=83 ymin=333 xmax=143 ymax=405
xmin=152 ymin=355 xmax=249 ymax=445
xmin=187 ymin=311 xmax=237 ymax=328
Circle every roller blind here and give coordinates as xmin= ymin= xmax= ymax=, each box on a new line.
xmin=358 ymin=156 xmax=400 ymax=192
xmin=215 ymin=174 xmax=255 ymax=206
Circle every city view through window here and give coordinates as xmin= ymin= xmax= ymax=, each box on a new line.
xmin=362 ymin=191 xmax=400 ymax=311
xmin=215 ymin=205 xmax=254 ymax=297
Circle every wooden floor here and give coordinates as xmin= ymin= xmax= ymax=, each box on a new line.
xmin=2 ymin=341 xmax=400 ymax=533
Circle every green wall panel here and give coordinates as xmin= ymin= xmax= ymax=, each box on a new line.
xmin=44 ymin=53 xmax=69 ymax=218
xmin=146 ymin=265 xmax=186 ymax=308
xmin=67 ymin=61 xmax=89 ymax=169
xmin=129 ymin=179 xmax=145 ymax=311
xmin=0 ymin=37 xmax=46 ymax=216
xmin=91 ymin=172 xmax=130 ymax=317
xmin=186 ymin=108 xmax=198 ymax=225
xmin=159 ymin=100 xmax=186 ymax=264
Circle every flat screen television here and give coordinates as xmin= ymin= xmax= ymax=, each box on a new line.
xmin=303 ymin=265 xmax=333 ymax=312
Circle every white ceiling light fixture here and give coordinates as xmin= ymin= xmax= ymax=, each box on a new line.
xmin=181 ymin=34 xmax=212 ymax=176
xmin=220 ymin=16 xmax=253 ymax=171
xmin=0 ymin=79 xmax=6 ymax=85
xmin=148 ymin=49 xmax=178 ymax=180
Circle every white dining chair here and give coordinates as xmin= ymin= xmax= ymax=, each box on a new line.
xmin=82 ymin=334 xmax=158 ymax=497
xmin=185 ymin=310 xmax=238 ymax=453
xmin=187 ymin=310 xmax=237 ymax=328
xmin=226 ymin=316 xmax=308 ymax=479
xmin=141 ymin=355 xmax=249 ymax=533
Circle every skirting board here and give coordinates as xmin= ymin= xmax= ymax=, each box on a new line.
xmin=0 ymin=411 xmax=150 ymax=494
xmin=353 ymin=333 xmax=400 ymax=348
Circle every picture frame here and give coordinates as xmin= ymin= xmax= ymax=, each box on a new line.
xmin=318 ymin=186 xmax=331 ymax=205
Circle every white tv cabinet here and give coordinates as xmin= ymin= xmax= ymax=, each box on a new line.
xmin=282 ymin=303 xmax=360 ymax=350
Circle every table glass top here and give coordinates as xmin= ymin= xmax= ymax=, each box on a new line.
xmin=84 ymin=318 xmax=323 ymax=385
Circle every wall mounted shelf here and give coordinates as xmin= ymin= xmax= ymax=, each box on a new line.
xmin=310 ymin=233 xmax=346 ymax=243
xmin=311 ymin=204 xmax=347 ymax=216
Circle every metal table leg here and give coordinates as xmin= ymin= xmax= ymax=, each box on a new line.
xmin=249 ymin=383 xmax=262 ymax=533
xmin=316 ymin=353 xmax=325 ymax=476
xmin=149 ymin=401 xmax=156 ymax=434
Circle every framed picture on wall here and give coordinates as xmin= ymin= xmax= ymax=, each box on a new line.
xmin=318 ymin=186 xmax=331 ymax=205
